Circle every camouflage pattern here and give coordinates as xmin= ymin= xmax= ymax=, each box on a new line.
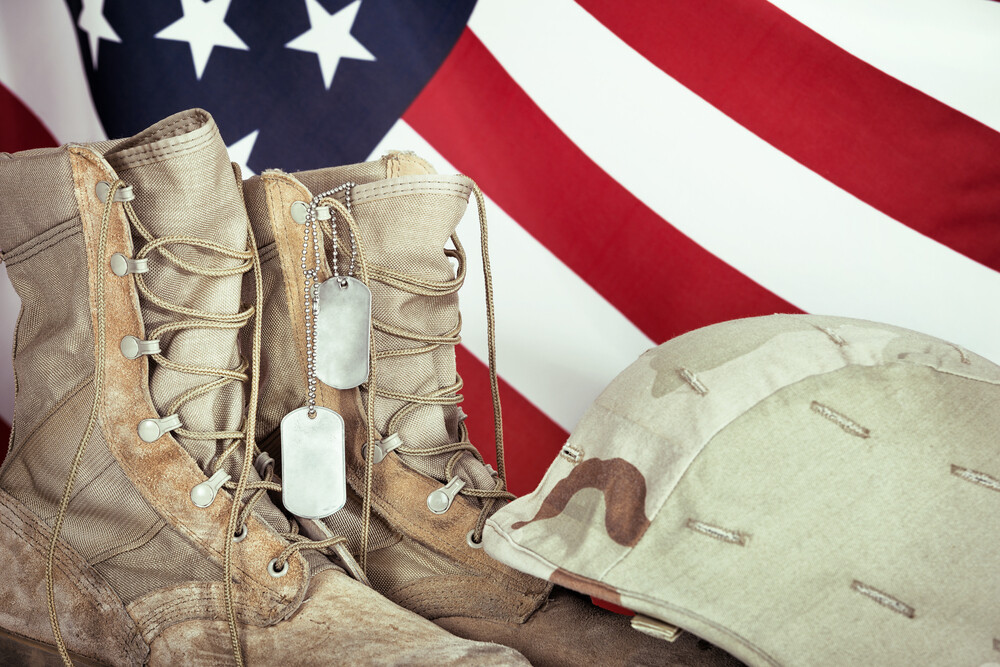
xmin=484 ymin=314 xmax=1000 ymax=666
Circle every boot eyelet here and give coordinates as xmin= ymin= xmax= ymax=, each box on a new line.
xmin=268 ymin=558 xmax=289 ymax=578
xmin=190 ymin=470 xmax=231 ymax=508
xmin=427 ymin=477 xmax=466 ymax=515
xmin=254 ymin=452 xmax=275 ymax=477
xmin=363 ymin=433 xmax=403 ymax=465
xmin=290 ymin=201 xmax=308 ymax=224
xmin=121 ymin=335 xmax=161 ymax=360
xmin=137 ymin=414 xmax=182 ymax=442
xmin=110 ymin=253 xmax=149 ymax=276
xmin=95 ymin=181 xmax=134 ymax=203
xmin=233 ymin=524 xmax=247 ymax=543
xmin=466 ymin=529 xmax=483 ymax=549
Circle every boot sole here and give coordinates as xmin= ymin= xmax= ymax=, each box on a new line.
xmin=0 ymin=626 xmax=108 ymax=666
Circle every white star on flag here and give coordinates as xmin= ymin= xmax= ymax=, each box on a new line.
xmin=77 ymin=0 xmax=121 ymax=69
xmin=228 ymin=129 xmax=259 ymax=177
xmin=286 ymin=0 xmax=375 ymax=90
xmin=155 ymin=0 xmax=249 ymax=80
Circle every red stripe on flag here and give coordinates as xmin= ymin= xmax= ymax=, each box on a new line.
xmin=580 ymin=0 xmax=1000 ymax=272
xmin=404 ymin=30 xmax=797 ymax=346
xmin=456 ymin=345 xmax=568 ymax=496
xmin=0 ymin=83 xmax=57 ymax=152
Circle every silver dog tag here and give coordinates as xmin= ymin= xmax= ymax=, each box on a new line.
xmin=280 ymin=406 xmax=346 ymax=519
xmin=315 ymin=276 xmax=371 ymax=389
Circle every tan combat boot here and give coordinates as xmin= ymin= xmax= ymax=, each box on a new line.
xmin=0 ymin=111 xmax=527 ymax=666
xmin=245 ymin=153 xmax=741 ymax=666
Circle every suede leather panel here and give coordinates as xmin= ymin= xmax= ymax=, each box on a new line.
xmin=388 ymin=575 xmax=546 ymax=623
xmin=385 ymin=151 xmax=436 ymax=178
xmin=342 ymin=421 xmax=550 ymax=618
xmin=0 ymin=488 xmax=147 ymax=666
xmin=68 ymin=146 xmax=307 ymax=626
xmin=147 ymin=569 xmax=530 ymax=666
xmin=259 ymin=171 xmax=315 ymax=404
xmin=126 ymin=578 xmax=310 ymax=647
xmin=435 ymin=587 xmax=743 ymax=667
xmin=258 ymin=171 xmax=550 ymax=623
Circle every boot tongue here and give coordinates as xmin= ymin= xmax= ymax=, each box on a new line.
xmin=104 ymin=109 xmax=290 ymax=533
xmin=354 ymin=154 xmax=498 ymax=498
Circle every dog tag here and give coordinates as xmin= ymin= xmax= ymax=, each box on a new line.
xmin=280 ymin=406 xmax=346 ymax=519
xmin=315 ymin=276 xmax=371 ymax=389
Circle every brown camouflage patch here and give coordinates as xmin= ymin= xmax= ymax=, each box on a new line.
xmin=550 ymin=568 xmax=622 ymax=606
xmin=511 ymin=458 xmax=650 ymax=547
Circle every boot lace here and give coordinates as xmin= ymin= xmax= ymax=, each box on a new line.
xmin=315 ymin=183 xmax=512 ymax=570
xmin=48 ymin=178 xmax=352 ymax=667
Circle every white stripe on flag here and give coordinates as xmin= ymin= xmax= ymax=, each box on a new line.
xmin=468 ymin=0 xmax=1000 ymax=363
xmin=767 ymin=0 xmax=1000 ymax=132
xmin=0 ymin=0 xmax=107 ymax=143
xmin=367 ymin=121 xmax=656 ymax=431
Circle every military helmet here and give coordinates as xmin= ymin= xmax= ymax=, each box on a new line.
xmin=484 ymin=314 xmax=1000 ymax=666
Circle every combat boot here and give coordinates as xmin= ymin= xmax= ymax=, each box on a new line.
xmin=245 ymin=152 xmax=741 ymax=666
xmin=0 ymin=111 xmax=527 ymax=666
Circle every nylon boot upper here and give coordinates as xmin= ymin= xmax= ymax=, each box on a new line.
xmin=0 ymin=111 xmax=527 ymax=666
xmin=245 ymin=152 xmax=742 ymax=666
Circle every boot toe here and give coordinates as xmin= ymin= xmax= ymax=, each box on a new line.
xmin=435 ymin=586 xmax=743 ymax=667
xmin=148 ymin=569 xmax=529 ymax=666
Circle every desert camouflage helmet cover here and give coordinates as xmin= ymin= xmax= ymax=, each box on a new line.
xmin=483 ymin=314 xmax=1000 ymax=666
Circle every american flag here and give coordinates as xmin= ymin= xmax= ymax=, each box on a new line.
xmin=2 ymin=0 xmax=999 ymax=496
